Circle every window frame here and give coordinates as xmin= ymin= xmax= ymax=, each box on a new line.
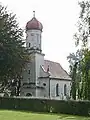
xmin=56 ymin=83 xmax=59 ymax=96
xmin=29 ymin=43 xmax=31 ymax=47
xmin=28 ymin=70 xmax=30 ymax=74
xmin=64 ymin=84 xmax=67 ymax=96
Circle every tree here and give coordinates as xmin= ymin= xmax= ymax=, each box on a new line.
xmin=79 ymin=49 xmax=90 ymax=100
xmin=67 ymin=50 xmax=82 ymax=100
xmin=0 ymin=4 xmax=29 ymax=96
xmin=68 ymin=1 xmax=90 ymax=100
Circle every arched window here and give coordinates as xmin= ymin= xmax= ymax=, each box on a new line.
xmin=64 ymin=84 xmax=67 ymax=96
xmin=29 ymin=43 xmax=31 ymax=47
xmin=56 ymin=84 xmax=59 ymax=96
xmin=26 ymin=93 xmax=32 ymax=97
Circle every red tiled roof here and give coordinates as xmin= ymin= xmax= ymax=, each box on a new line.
xmin=44 ymin=60 xmax=71 ymax=80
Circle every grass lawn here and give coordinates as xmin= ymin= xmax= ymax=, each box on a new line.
xmin=0 ymin=110 xmax=90 ymax=120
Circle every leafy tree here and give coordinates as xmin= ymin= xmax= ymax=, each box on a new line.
xmin=0 ymin=4 xmax=29 ymax=96
xmin=67 ymin=50 xmax=82 ymax=100
xmin=79 ymin=49 xmax=90 ymax=100
xmin=68 ymin=1 xmax=90 ymax=100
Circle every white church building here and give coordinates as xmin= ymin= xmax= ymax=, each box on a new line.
xmin=20 ymin=11 xmax=71 ymax=100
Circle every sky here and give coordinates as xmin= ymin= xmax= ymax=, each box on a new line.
xmin=0 ymin=0 xmax=84 ymax=72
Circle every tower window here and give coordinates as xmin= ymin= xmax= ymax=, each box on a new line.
xmin=28 ymin=70 xmax=30 ymax=74
xmin=29 ymin=43 xmax=31 ymax=47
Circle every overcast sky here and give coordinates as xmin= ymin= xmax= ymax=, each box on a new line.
xmin=1 ymin=0 xmax=84 ymax=72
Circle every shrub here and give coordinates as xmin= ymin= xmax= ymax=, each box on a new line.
xmin=0 ymin=97 xmax=90 ymax=116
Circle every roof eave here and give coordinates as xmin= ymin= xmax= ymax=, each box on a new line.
xmin=49 ymin=77 xmax=71 ymax=81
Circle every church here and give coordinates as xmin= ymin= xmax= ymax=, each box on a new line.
xmin=20 ymin=11 xmax=71 ymax=100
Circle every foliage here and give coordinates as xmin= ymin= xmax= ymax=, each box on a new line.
xmin=67 ymin=50 xmax=82 ymax=100
xmin=0 ymin=97 xmax=90 ymax=116
xmin=68 ymin=1 xmax=90 ymax=100
xmin=0 ymin=4 xmax=29 ymax=95
xmin=74 ymin=1 xmax=90 ymax=48
xmin=79 ymin=49 xmax=90 ymax=100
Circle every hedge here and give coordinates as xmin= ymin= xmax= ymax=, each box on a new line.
xmin=0 ymin=97 xmax=90 ymax=116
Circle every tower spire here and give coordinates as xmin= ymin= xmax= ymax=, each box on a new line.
xmin=33 ymin=11 xmax=35 ymax=18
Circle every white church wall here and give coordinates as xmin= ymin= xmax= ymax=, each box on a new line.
xmin=35 ymin=53 xmax=44 ymax=85
xmin=50 ymin=79 xmax=71 ymax=100
xmin=22 ymin=53 xmax=36 ymax=84
xmin=26 ymin=30 xmax=42 ymax=50
xmin=21 ymin=63 xmax=31 ymax=85
xmin=39 ymin=66 xmax=49 ymax=78
xmin=20 ymin=87 xmax=36 ymax=97
xmin=21 ymin=53 xmax=37 ymax=97
xmin=36 ymin=78 xmax=49 ymax=98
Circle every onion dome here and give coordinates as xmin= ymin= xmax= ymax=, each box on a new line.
xmin=26 ymin=11 xmax=43 ymax=31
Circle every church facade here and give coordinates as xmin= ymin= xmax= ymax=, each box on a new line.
xmin=20 ymin=12 xmax=71 ymax=100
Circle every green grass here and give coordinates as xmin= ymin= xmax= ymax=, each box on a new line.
xmin=0 ymin=110 xmax=90 ymax=120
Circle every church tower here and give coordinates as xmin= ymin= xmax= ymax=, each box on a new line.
xmin=26 ymin=11 xmax=43 ymax=52
xmin=21 ymin=11 xmax=45 ymax=97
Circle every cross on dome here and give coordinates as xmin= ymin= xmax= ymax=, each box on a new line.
xmin=33 ymin=11 xmax=35 ymax=17
xmin=26 ymin=11 xmax=43 ymax=31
